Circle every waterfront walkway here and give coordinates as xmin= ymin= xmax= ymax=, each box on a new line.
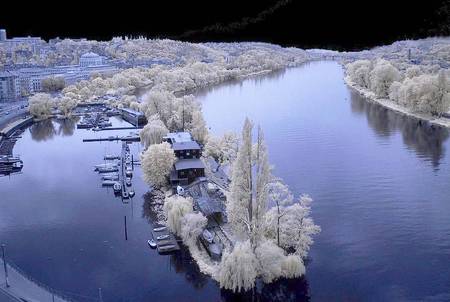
xmin=0 ymin=258 xmax=71 ymax=302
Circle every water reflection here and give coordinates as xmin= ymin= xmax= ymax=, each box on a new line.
xmin=169 ymin=248 xmax=209 ymax=290
xmin=29 ymin=120 xmax=57 ymax=141
xmin=220 ymin=277 xmax=310 ymax=302
xmin=350 ymin=90 xmax=449 ymax=168
xmin=55 ymin=117 xmax=78 ymax=136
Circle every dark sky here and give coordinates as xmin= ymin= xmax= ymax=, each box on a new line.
xmin=1 ymin=0 xmax=449 ymax=50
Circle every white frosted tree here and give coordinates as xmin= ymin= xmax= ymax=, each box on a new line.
xmin=180 ymin=212 xmax=208 ymax=246
xmin=163 ymin=195 xmax=194 ymax=236
xmin=255 ymin=239 xmax=285 ymax=283
xmin=139 ymin=115 xmax=169 ymax=149
xmin=346 ymin=60 xmax=372 ymax=88
xmin=140 ymin=142 xmax=176 ymax=188
xmin=204 ymin=132 xmax=239 ymax=165
xmin=281 ymin=255 xmax=305 ymax=278
xmin=29 ymin=93 xmax=54 ymax=120
xmin=280 ymin=195 xmax=321 ymax=258
xmin=228 ymin=118 xmax=254 ymax=239
xmin=57 ymin=96 xmax=78 ymax=117
xmin=217 ymin=240 xmax=258 ymax=292
xmin=369 ymin=59 xmax=401 ymax=97
xmin=265 ymin=180 xmax=294 ymax=247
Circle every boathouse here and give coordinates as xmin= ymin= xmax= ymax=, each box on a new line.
xmin=165 ymin=132 xmax=205 ymax=186
xmin=120 ymin=108 xmax=147 ymax=127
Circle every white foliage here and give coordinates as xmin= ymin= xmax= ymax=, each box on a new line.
xmin=281 ymin=255 xmax=305 ymax=278
xmin=180 ymin=212 xmax=208 ymax=246
xmin=255 ymin=239 xmax=285 ymax=283
xmin=204 ymin=132 xmax=239 ymax=165
xmin=217 ymin=240 xmax=258 ymax=292
xmin=139 ymin=116 xmax=169 ymax=148
xmin=163 ymin=195 xmax=193 ymax=236
xmin=369 ymin=59 xmax=401 ymax=97
xmin=140 ymin=142 xmax=176 ymax=188
xmin=29 ymin=93 xmax=54 ymax=119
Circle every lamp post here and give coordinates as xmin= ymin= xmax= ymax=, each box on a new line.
xmin=1 ymin=244 xmax=9 ymax=288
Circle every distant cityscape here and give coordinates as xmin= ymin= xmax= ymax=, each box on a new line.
xmin=0 ymin=29 xmax=174 ymax=102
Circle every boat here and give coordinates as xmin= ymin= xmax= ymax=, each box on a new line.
xmin=125 ymin=177 xmax=132 ymax=186
xmin=104 ymin=155 xmax=120 ymax=160
xmin=147 ymin=239 xmax=157 ymax=248
xmin=156 ymin=234 xmax=170 ymax=240
xmin=122 ymin=191 xmax=129 ymax=199
xmin=101 ymin=174 xmax=119 ymax=181
xmin=129 ymin=191 xmax=135 ymax=197
xmin=102 ymin=180 xmax=117 ymax=186
xmin=97 ymin=167 xmax=119 ymax=173
xmin=94 ymin=163 xmax=117 ymax=170
xmin=158 ymin=244 xmax=176 ymax=252
xmin=113 ymin=182 xmax=122 ymax=193
xmin=153 ymin=226 xmax=167 ymax=232
xmin=202 ymin=229 xmax=214 ymax=243
xmin=125 ymin=170 xmax=133 ymax=177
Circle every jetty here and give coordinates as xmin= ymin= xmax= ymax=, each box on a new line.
xmin=83 ymin=135 xmax=140 ymax=143
xmin=151 ymin=227 xmax=180 ymax=253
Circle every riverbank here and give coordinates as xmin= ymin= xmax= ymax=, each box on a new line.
xmin=344 ymin=76 xmax=450 ymax=128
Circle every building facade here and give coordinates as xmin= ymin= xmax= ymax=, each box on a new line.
xmin=0 ymin=71 xmax=20 ymax=101
xmin=79 ymin=52 xmax=103 ymax=67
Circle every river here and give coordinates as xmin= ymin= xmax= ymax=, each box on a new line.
xmin=1 ymin=61 xmax=449 ymax=301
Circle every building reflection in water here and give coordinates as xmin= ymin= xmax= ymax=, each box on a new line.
xmin=350 ymin=90 xmax=449 ymax=169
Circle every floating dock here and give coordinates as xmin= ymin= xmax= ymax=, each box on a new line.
xmin=151 ymin=227 xmax=180 ymax=253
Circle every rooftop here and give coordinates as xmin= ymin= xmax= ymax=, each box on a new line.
xmin=174 ymin=158 xmax=205 ymax=171
xmin=164 ymin=132 xmax=192 ymax=143
xmin=81 ymin=52 xmax=100 ymax=58
xmin=172 ymin=141 xmax=200 ymax=151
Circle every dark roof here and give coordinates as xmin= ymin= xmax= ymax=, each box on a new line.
xmin=172 ymin=141 xmax=200 ymax=151
xmin=174 ymin=158 xmax=205 ymax=171
xmin=196 ymin=197 xmax=225 ymax=216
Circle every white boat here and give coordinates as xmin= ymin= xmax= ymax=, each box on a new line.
xmin=147 ymin=239 xmax=157 ymax=248
xmin=102 ymin=180 xmax=117 ymax=187
xmin=158 ymin=244 xmax=176 ymax=252
xmin=113 ymin=182 xmax=122 ymax=193
xmin=94 ymin=163 xmax=117 ymax=170
xmin=153 ymin=226 xmax=167 ymax=232
xmin=129 ymin=191 xmax=135 ymax=197
xmin=122 ymin=191 xmax=129 ymax=199
xmin=156 ymin=234 xmax=170 ymax=240
xmin=125 ymin=178 xmax=132 ymax=186
xmin=102 ymin=174 xmax=119 ymax=181
xmin=97 ymin=167 xmax=119 ymax=173
xmin=202 ymin=229 xmax=214 ymax=243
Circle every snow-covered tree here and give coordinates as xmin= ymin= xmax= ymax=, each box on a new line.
xmin=163 ymin=195 xmax=194 ymax=236
xmin=180 ymin=212 xmax=207 ymax=246
xmin=29 ymin=93 xmax=54 ymax=120
xmin=140 ymin=142 xmax=176 ymax=188
xmin=139 ymin=115 xmax=169 ymax=148
xmin=217 ymin=240 xmax=258 ymax=292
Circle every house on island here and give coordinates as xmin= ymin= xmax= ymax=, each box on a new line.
xmin=164 ymin=132 xmax=205 ymax=187
xmin=120 ymin=108 xmax=147 ymax=127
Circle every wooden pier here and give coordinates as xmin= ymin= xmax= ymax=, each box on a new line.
xmin=151 ymin=227 xmax=180 ymax=253
xmin=83 ymin=135 xmax=140 ymax=142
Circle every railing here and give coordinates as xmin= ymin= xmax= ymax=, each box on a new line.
xmin=1 ymin=256 xmax=100 ymax=302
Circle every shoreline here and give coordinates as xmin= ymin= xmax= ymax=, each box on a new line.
xmin=344 ymin=76 xmax=450 ymax=129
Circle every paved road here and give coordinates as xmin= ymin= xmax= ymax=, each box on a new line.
xmin=0 ymin=258 xmax=70 ymax=302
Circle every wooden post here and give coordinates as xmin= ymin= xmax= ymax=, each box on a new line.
xmin=1 ymin=244 xmax=9 ymax=288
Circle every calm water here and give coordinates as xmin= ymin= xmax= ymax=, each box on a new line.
xmin=0 ymin=61 xmax=449 ymax=301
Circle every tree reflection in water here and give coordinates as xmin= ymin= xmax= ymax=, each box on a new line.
xmin=220 ymin=277 xmax=310 ymax=302
xmin=55 ymin=117 xmax=78 ymax=136
xmin=29 ymin=120 xmax=56 ymax=141
xmin=350 ymin=90 xmax=449 ymax=169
